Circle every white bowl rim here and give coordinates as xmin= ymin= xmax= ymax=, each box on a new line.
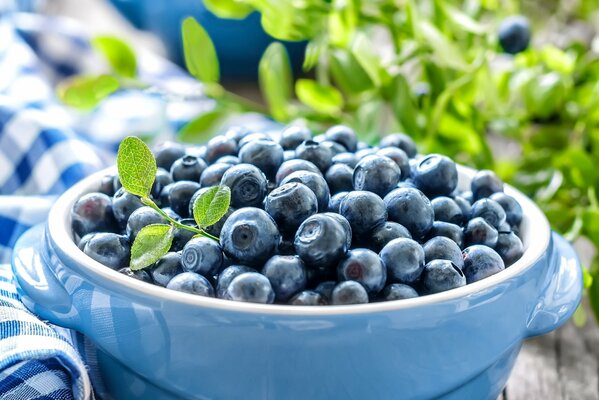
xmin=47 ymin=165 xmax=550 ymax=316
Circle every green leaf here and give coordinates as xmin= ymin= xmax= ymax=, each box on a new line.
xmin=295 ymin=79 xmax=344 ymax=115
xmin=192 ymin=185 xmax=231 ymax=229
xmin=540 ymin=45 xmax=576 ymax=75
xmin=57 ymin=74 xmax=119 ymax=110
xmin=259 ymin=42 xmax=293 ymax=121
xmin=329 ymin=48 xmax=374 ymax=94
xmin=178 ymin=109 xmax=227 ymax=143
xmin=441 ymin=4 xmax=485 ymax=34
xmin=589 ymin=261 xmax=599 ymax=323
xmin=117 ymin=136 xmax=157 ymax=197
xmin=328 ymin=0 xmax=357 ymax=47
xmin=253 ymin=1 xmax=322 ymax=41
xmin=130 ymin=224 xmax=174 ymax=270
xmin=303 ymin=36 xmax=326 ymax=71
xmin=349 ymin=33 xmax=388 ymax=87
xmin=91 ymin=35 xmax=137 ymax=78
xmin=181 ymin=17 xmax=220 ymax=83
xmin=523 ymin=72 xmax=567 ymax=119
xmin=386 ymin=74 xmax=421 ymax=136
xmin=204 ymin=0 xmax=253 ymax=19
xmin=418 ymin=21 xmax=467 ymax=70
xmin=583 ymin=209 xmax=599 ymax=248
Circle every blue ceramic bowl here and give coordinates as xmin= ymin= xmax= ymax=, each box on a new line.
xmin=12 ymin=165 xmax=582 ymax=400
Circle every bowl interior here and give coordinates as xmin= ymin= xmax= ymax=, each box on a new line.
xmin=46 ymin=165 xmax=550 ymax=315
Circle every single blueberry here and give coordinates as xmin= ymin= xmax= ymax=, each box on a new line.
xmin=283 ymin=150 xmax=296 ymax=161
xmin=396 ymin=180 xmax=417 ymax=190
xmin=167 ymin=181 xmax=202 ymax=218
xmin=314 ymin=281 xmax=336 ymax=301
xmin=279 ymin=125 xmax=312 ymax=150
xmin=337 ymin=249 xmax=386 ymax=294
xmin=170 ymin=155 xmax=207 ymax=182
xmin=149 ymin=252 xmax=184 ymax=287
xmin=422 ymin=260 xmax=466 ymax=294
xmin=71 ymin=192 xmax=117 ymax=238
xmin=295 ymin=140 xmax=333 ymax=172
xmin=204 ymin=135 xmax=238 ymax=163
xmin=77 ymin=233 xmax=95 ymax=251
xmin=294 ymin=214 xmax=348 ymax=268
xmin=151 ymin=168 xmax=174 ymax=202
xmin=328 ymin=191 xmax=349 ymax=213
xmin=464 ymin=217 xmax=499 ymax=247
xmin=153 ymin=141 xmax=186 ymax=170
xmin=118 ymin=267 xmax=153 ymax=283
xmin=332 ymin=152 xmax=359 ymax=168
xmin=238 ymin=139 xmax=284 ymax=180
xmin=167 ymin=272 xmax=215 ymax=297
xmin=379 ymin=133 xmax=417 ymax=158
xmin=412 ymin=154 xmax=458 ymax=197
xmin=325 ymin=163 xmax=354 ymax=194
xmin=331 ymin=281 xmax=369 ymax=305
xmin=490 ymin=192 xmax=523 ymax=227
xmin=83 ymin=233 xmax=130 ymax=270
xmin=495 ymin=232 xmax=524 ymax=267
xmin=199 ymin=163 xmax=233 ymax=187
xmin=431 ymin=196 xmax=465 ymax=225
xmin=220 ymin=207 xmax=281 ymax=267
xmin=380 ymin=238 xmax=425 ymax=284
xmin=112 ymin=188 xmax=144 ymax=229
xmin=384 ymin=188 xmax=434 ymax=240
xmin=171 ymin=218 xmax=197 ymax=252
xmin=262 ymin=255 xmax=307 ymax=302
xmin=322 ymin=212 xmax=353 ymax=249
xmin=112 ymin=175 xmax=122 ymax=194
xmin=289 ymin=290 xmax=328 ymax=305
xmin=377 ymin=147 xmax=410 ymax=180
xmin=471 ymin=170 xmax=504 ymax=201
xmin=226 ymin=272 xmax=275 ymax=304
xmin=355 ymin=147 xmax=378 ymax=160
xmin=339 ymin=191 xmax=387 ymax=237
xmin=216 ymin=265 xmax=255 ymax=298
xmin=181 ymin=237 xmax=224 ymax=276
xmin=220 ymin=164 xmax=268 ymax=208
xmin=275 ymin=159 xmax=321 ymax=186
xmin=356 ymin=141 xmax=369 ymax=150
xmin=498 ymin=15 xmax=531 ymax=54
xmin=462 ymin=245 xmax=505 ymax=283
xmin=99 ymin=175 xmax=116 ymax=196
xmin=461 ymin=191 xmax=474 ymax=204
xmin=238 ymin=132 xmax=273 ymax=148
xmin=264 ymin=182 xmax=318 ymax=235
xmin=427 ymin=221 xmax=464 ymax=248
xmin=470 ymin=198 xmax=507 ymax=228
xmin=380 ymin=283 xmax=419 ymax=301
xmin=224 ymin=126 xmax=252 ymax=143
xmin=125 ymin=206 xmax=168 ymax=241
xmin=453 ymin=195 xmax=472 ymax=219
xmin=215 ymin=155 xmax=240 ymax=165
xmin=353 ymin=155 xmax=401 ymax=197
xmin=281 ymin=170 xmax=330 ymax=212
xmin=369 ymin=222 xmax=412 ymax=253
xmin=324 ymin=125 xmax=358 ymax=152
xmin=423 ymin=236 xmax=465 ymax=269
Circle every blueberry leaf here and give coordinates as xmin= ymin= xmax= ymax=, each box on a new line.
xmin=117 ymin=136 xmax=157 ymax=198
xmin=91 ymin=35 xmax=137 ymax=78
xmin=193 ymin=185 xmax=231 ymax=229
xmin=181 ymin=17 xmax=220 ymax=83
xmin=204 ymin=0 xmax=253 ymax=19
xmin=178 ymin=108 xmax=227 ymax=143
xmin=295 ymin=79 xmax=344 ymax=115
xmin=57 ymin=74 xmax=119 ymax=110
xmin=259 ymin=42 xmax=292 ymax=121
xmin=130 ymin=224 xmax=174 ymax=270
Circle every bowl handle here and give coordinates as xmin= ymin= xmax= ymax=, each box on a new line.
xmin=525 ymin=232 xmax=583 ymax=338
xmin=11 ymin=224 xmax=81 ymax=330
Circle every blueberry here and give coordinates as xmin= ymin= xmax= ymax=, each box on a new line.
xmin=498 ymin=15 xmax=531 ymax=55
xmin=427 ymin=221 xmax=464 ymax=248
xmin=167 ymin=272 xmax=214 ymax=297
xmin=279 ymin=125 xmax=312 ymax=150
xmin=77 ymin=233 xmax=95 ymax=251
xmin=216 ymin=265 xmax=255 ymax=298
xmin=118 ymin=267 xmax=152 ymax=283
xmin=377 ymin=147 xmax=410 ymax=180
xmin=396 ymin=180 xmax=417 ymax=190
xmin=294 ymin=214 xmax=348 ymax=268
xmin=281 ymin=170 xmax=330 ymax=212
xmin=412 ymin=154 xmax=458 ymax=197
xmin=470 ymin=198 xmax=506 ymax=228
xmin=238 ymin=132 xmax=272 ymax=148
xmin=422 ymin=260 xmax=466 ymax=294
xmin=379 ymin=133 xmax=417 ymax=158
xmin=83 ymin=233 xmax=130 ymax=270
xmin=200 ymin=163 xmax=233 ymax=187
xmin=322 ymin=212 xmax=353 ymax=249
xmin=471 ymin=170 xmax=504 ymax=201
xmin=461 ymin=191 xmax=474 ymax=204
xmin=159 ymin=183 xmax=176 ymax=207
xmin=423 ymin=236 xmax=464 ymax=269
xmin=226 ymin=272 xmax=275 ymax=304
xmin=324 ymin=125 xmax=358 ymax=152
xmin=498 ymin=220 xmax=512 ymax=233
xmin=380 ymin=238 xmax=425 ymax=284
xmin=149 ymin=252 xmax=184 ymax=287
xmin=490 ymin=193 xmax=522 ymax=227
xmin=264 ymin=182 xmax=318 ymax=235
xmin=331 ymin=281 xmax=369 ymax=305
xmin=224 ymin=126 xmax=252 ymax=143
xmin=220 ymin=207 xmax=280 ymax=267
xmin=153 ymin=141 xmax=186 ymax=170
xmin=353 ymin=155 xmax=401 ymax=197
xmin=170 ymin=155 xmax=207 ymax=182
xmin=71 ymin=192 xmax=117 ymax=238
xmin=112 ymin=175 xmax=123 ymax=194
xmin=320 ymin=140 xmax=347 ymax=156
xmin=181 ymin=237 xmax=223 ymax=276
xmin=369 ymin=222 xmax=412 ymax=252
xmin=384 ymin=188 xmax=434 ymax=239
xmin=125 ymin=206 xmax=168 ymax=241
xmin=262 ymin=255 xmax=307 ymax=302
xmin=238 ymin=139 xmax=284 ymax=180
xmin=314 ymin=281 xmax=336 ymax=300
xmin=186 ymin=145 xmax=207 ymax=159
xmin=215 ymin=155 xmax=240 ymax=165
xmin=275 ymin=159 xmax=321 ymax=186
xmin=112 ymin=188 xmax=144 ymax=229
xmin=171 ymin=218 xmax=197 ymax=252
xmin=495 ymin=232 xmax=524 ymax=267
xmin=332 ymin=152 xmax=358 ymax=168
xmin=355 ymin=147 xmax=378 ymax=160
xmin=453 ymin=195 xmax=472 ymax=219
xmin=462 ymin=245 xmax=505 ymax=283
xmin=338 ymin=191 xmax=386 ymax=238
xmin=295 ymin=140 xmax=333 ymax=172
xmin=99 ymin=175 xmax=116 ymax=196
xmin=283 ymin=150 xmax=296 ymax=161
xmin=464 ymin=217 xmax=499 ymax=247
xmin=328 ymin=191 xmax=349 ymax=213
xmin=167 ymin=181 xmax=201 ymax=218
xmin=431 ymin=196 xmax=464 ymax=225
xmin=220 ymin=164 xmax=268 ymax=208
xmin=151 ymin=168 xmax=174 ymax=202
xmin=204 ymin=135 xmax=238 ymax=163
xmin=325 ymin=163 xmax=354 ymax=194
xmin=289 ymin=290 xmax=328 ymax=305
xmin=356 ymin=141 xmax=369 ymax=150
xmin=337 ymin=249 xmax=386 ymax=294
xmin=380 ymin=283 xmax=419 ymax=301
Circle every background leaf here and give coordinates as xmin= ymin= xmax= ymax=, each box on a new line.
xmin=57 ymin=75 xmax=119 ymax=110
xmin=130 ymin=224 xmax=174 ymax=270
xmin=259 ymin=42 xmax=293 ymax=121
xmin=193 ymin=185 xmax=231 ymax=228
xmin=91 ymin=35 xmax=137 ymax=78
xmin=295 ymin=79 xmax=344 ymax=114
xmin=204 ymin=0 xmax=254 ymax=19
xmin=117 ymin=136 xmax=157 ymax=197
xmin=181 ymin=17 xmax=220 ymax=83
xmin=178 ymin=109 xmax=227 ymax=143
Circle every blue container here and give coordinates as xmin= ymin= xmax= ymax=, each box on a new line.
xmin=12 ymin=166 xmax=582 ymax=400
xmin=109 ymin=0 xmax=306 ymax=80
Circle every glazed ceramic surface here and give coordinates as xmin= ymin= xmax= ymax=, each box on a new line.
xmin=12 ymin=166 xmax=582 ymax=400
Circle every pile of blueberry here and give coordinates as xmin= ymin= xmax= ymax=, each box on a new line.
xmin=71 ymin=125 xmax=524 ymax=305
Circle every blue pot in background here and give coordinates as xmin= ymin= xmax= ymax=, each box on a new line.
xmin=109 ymin=0 xmax=306 ymax=81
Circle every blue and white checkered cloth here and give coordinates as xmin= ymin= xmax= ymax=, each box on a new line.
xmin=0 ymin=11 xmax=275 ymax=399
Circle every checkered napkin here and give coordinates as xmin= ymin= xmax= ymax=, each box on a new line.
xmin=0 ymin=11 xmax=276 ymax=400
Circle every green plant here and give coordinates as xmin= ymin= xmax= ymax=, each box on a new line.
xmin=58 ymin=0 xmax=599 ymax=322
